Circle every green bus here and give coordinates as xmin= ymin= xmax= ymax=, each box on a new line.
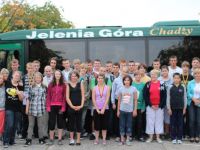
xmin=0 ymin=20 xmax=200 ymax=72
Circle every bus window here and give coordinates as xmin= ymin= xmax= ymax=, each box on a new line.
xmin=89 ymin=39 xmax=146 ymax=64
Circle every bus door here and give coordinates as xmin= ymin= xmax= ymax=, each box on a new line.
xmin=0 ymin=43 xmax=24 ymax=72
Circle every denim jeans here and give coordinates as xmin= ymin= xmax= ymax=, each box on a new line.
xmin=119 ymin=110 xmax=132 ymax=136
xmin=3 ymin=110 xmax=21 ymax=145
xmin=189 ymin=102 xmax=200 ymax=138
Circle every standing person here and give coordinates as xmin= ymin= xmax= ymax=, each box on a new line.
xmin=22 ymin=62 xmax=35 ymax=140
xmin=152 ymin=59 xmax=161 ymax=76
xmin=92 ymin=74 xmax=110 ymax=145
xmin=168 ymin=55 xmax=182 ymax=78
xmin=119 ymin=59 xmax=127 ymax=73
xmin=143 ymin=69 xmax=166 ymax=143
xmin=113 ymin=62 xmax=120 ymax=79
xmin=79 ymin=64 xmax=90 ymax=137
xmin=181 ymin=61 xmax=193 ymax=139
xmin=105 ymin=61 xmax=114 ymax=81
xmin=111 ymin=67 xmax=129 ymax=142
xmin=158 ymin=65 xmax=173 ymax=139
xmin=93 ymin=59 xmax=101 ymax=76
xmin=128 ymin=61 xmax=136 ymax=79
xmin=67 ymin=71 xmax=84 ymax=145
xmin=167 ymin=73 xmax=187 ymax=144
xmin=43 ymin=65 xmax=53 ymax=88
xmin=62 ymin=59 xmax=72 ymax=83
xmin=1 ymin=68 xmax=9 ymax=81
xmin=3 ymin=71 xmax=24 ymax=148
xmin=191 ymin=57 xmax=200 ymax=76
xmin=117 ymin=75 xmax=137 ymax=146
xmin=32 ymin=60 xmax=41 ymax=73
xmin=24 ymin=72 xmax=46 ymax=146
xmin=46 ymin=70 xmax=66 ymax=145
xmin=73 ymin=59 xmax=81 ymax=73
xmin=8 ymin=59 xmax=20 ymax=81
xmin=187 ymin=68 xmax=200 ymax=143
xmin=132 ymin=71 xmax=146 ymax=142
xmin=49 ymin=57 xmax=57 ymax=73
xmin=0 ymin=74 xmax=6 ymax=142
xmin=139 ymin=64 xmax=151 ymax=83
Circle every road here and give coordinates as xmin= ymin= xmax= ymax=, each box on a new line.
xmin=1 ymin=138 xmax=200 ymax=150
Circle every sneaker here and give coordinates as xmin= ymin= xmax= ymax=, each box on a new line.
xmin=24 ymin=139 xmax=32 ymax=147
xmin=17 ymin=134 xmax=22 ymax=139
xmin=119 ymin=141 xmax=125 ymax=145
xmin=172 ymin=139 xmax=177 ymax=144
xmin=139 ymin=137 xmax=145 ymax=142
xmin=58 ymin=140 xmax=63 ymax=145
xmin=157 ymin=138 xmax=163 ymax=144
xmin=126 ymin=139 xmax=131 ymax=146
xmin=39 ymin=138 xmax=46 ymax=145
xmin=89 ymin=133 xmax=95 ymax=140
xmin=102 ymin=140 xmax=106 ymax=145
xmin=3 ymin=143 xmax=9 ymax=148
xmin=146 ymin=138 xmax=153 ymax=143
xmin=94 ymin=140 xmax=99 ymax=145
xmin=69 ymin=139 xmax=75 ymax=145
xmin=115 ymin=137 xmax=120 ymax=142
xmin=177 ymin=140 xmax=182 ymax=144
xmin=47 ymin=139 xmax=54 ymax=145
xmin=82 ymin=132 xmax=88 ymax=137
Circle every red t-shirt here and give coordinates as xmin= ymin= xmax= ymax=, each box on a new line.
xmin=149 ymin=81 xmax=161 ymax=106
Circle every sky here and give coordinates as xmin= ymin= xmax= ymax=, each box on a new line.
xmin=29 ymin=0 xmax=200 ymax=28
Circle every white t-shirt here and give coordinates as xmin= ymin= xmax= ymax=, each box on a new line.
xmin=168 ymin=66 xmax=182 ymax=78
xmin=193 ymin=83 xmax=200 ymax=99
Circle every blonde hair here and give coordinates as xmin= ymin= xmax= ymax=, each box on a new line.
xmin=1 ymin=68 xmax=9 ymax=74
xmin=193 ymin=68 xmax=200 ymax=75
xmin=150 ymin=69 xmax=160 ymax=76
xmin=80 ymin=63 xmax=88 ymax=70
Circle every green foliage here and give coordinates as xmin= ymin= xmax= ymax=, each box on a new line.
xmin=0 ymin=0 xmax=74 ymax=32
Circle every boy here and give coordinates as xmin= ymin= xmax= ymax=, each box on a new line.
xmin=167 ymin=73 xmax=187 ymax=144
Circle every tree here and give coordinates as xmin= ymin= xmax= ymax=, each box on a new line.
xmin=0 ymin=0 xmax=74 ymax=33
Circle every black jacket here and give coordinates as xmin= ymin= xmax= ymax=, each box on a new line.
xmin=143 ymin=81 xmax=166 ymax=109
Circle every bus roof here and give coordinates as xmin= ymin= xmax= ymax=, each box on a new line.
xmin=0 ymin=20 xmax=200 ymax=40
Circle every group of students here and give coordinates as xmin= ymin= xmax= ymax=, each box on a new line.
xmin=0 ymin=55 xmax=200 ymax=148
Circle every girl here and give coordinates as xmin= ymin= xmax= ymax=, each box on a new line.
xmin=0 ymin=74 xmax=5 ymax=141
xmin=132 ymin=71 xmax=145 ymax=142
xmin=187 ymin=68 xmax=200 ymax=143
xmin=3 ymin=71 xmax=24 ymax=148
xmin=24 ymin=72 xmax=46 ymax=146
xmin=92 ymin=74 xmax=110 ymax=145
xmin=158 ymin=65 xmax=173 ymax=139
xmin=117 ymin=75 xmax=137 ymax=146
xmin=46 ymin=70 xmax=66 ymax=145
xmin=143 ymin=69 xmax=166 ymax=143
xmin=67 ymin=71 xmax=84 ymax=146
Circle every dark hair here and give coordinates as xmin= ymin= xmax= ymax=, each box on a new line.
xmin=62 ymin=58 xmax=69 ymax=62
xmin=106 ymin=61 xmax=113 ymax=64
xmin=94 ymin=59 xmax=101 ymax=62
xmin=161 ymin=65 xmax=169 ymax=71
xmin=173 ymin=72 xmax=181 ymax=78
xmin=128 ymin=60 xmax=135 ymax=63
xmin=123 ymin=75 xmax=133 ymax=86
xmin=69 ymin=70 xmax=80 ymax=81
xmin=97 ymin=73 xmax=105 ymax=79
xmin=87 ymin=59 xmax=93 ymax=64
xmin=51 ymin=70 xmax=64 ymax=86
xmin=113 ymin=62 xmax=120 ymax=68
xmin=169 ymin=55 xmax=177 ymax=60
xmin=153 ymin=58 xmax=160 ymax=63
xmin=138 ymin=63 xmax=147 ymax=71
xmin=49 ymin=57 xmax=57 ymax=63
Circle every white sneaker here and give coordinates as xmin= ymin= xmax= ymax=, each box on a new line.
xmin=146 ymin=138 xmax=153 ymax=143
xmin=177 ymin=140 xmax=182 ymax=144
xmin=69 ymin=139 xmax=75 ymax=145
xmin=157 ymin=138 xmax=163 ymax=144
xmin=172 ymin=139 xmax=177 ymax=144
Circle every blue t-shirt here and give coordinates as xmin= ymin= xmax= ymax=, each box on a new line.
xmin=118 ymin=86 xmax=137 ymax=112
